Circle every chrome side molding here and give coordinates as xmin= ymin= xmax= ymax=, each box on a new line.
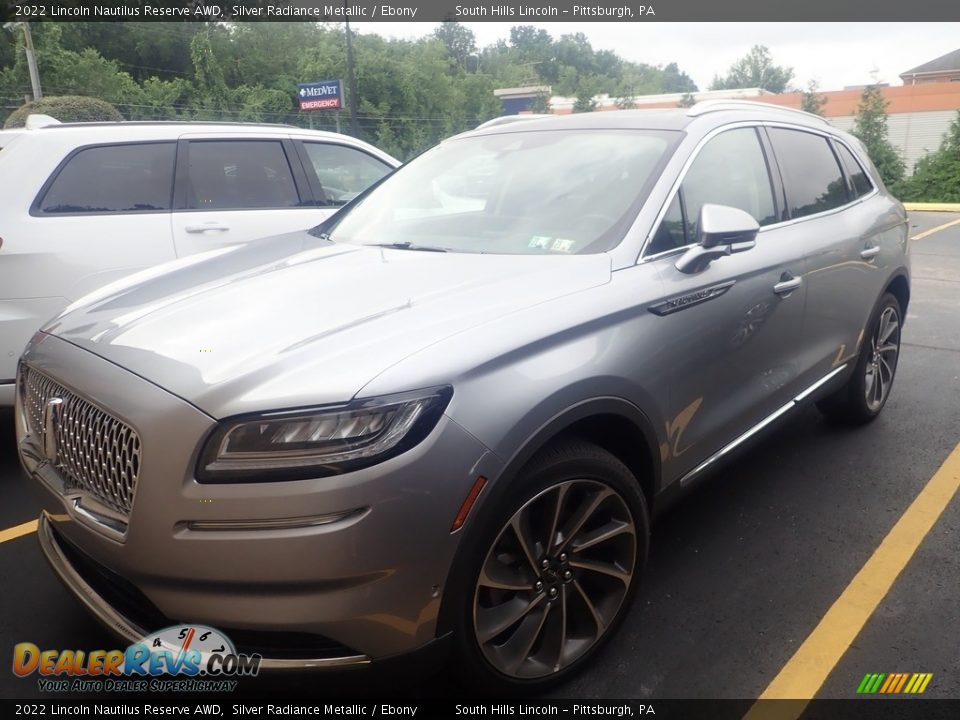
xmin=680 ymin=364 xmax=848 ymax=486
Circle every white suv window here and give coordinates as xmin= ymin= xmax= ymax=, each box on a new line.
xmin=301 ymin=142 xmax=392 ymax=205
xmin=185 ymin=140 xmax=301 ymax=210
xmin=37 ymin=143 xmax=176 ymax=214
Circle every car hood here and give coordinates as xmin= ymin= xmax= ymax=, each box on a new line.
xmin=45 ymin=232 xmax=611 ymax=418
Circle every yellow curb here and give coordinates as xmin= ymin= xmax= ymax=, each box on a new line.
xmin=903 ymin=203 xmax=960 ymax=212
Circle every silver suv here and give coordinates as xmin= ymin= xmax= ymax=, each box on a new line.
xmin=17 ymin=102 xmax=909 ymax=690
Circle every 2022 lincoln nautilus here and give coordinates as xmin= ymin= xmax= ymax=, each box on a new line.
xmin=17 ymin=101 xmax=909 ymax=690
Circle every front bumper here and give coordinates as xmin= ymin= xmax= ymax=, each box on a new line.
xmin=18 ymin=332 xmax=501 ymax=664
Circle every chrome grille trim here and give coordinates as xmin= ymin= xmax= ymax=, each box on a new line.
xmin=22 ymin=366 xmax=141 ymax=518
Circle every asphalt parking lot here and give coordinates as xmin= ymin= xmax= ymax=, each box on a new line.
xmin=1 ymin=211 xmax=958 ymax=703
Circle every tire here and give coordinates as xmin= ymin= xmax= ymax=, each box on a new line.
xmin=453 ymin=438 xmax=650 ymax=693
xmin=816 ymin=292 xmax=903 ymax=425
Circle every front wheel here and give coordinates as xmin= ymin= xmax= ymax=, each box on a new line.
xmin=817 ymin=292 xmax=902 ymax=424
xmin=454 ymin=439 xmax=649 ymax=691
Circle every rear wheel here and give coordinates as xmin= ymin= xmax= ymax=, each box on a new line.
xmin=817 ymin=292 xmax=902 ymax=424
xmin=454 ymin=439 xmax=649 ymax=691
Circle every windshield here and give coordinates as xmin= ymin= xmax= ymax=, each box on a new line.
xmin=323 ymin=129 xmax=679 ymax=255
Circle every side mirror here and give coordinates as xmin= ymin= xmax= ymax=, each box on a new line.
xmin=676 ymin=204 xmax=759 ymax=274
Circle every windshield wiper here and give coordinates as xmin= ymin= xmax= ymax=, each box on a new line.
xmin=369 ymin=242 xmax=448 ymax=253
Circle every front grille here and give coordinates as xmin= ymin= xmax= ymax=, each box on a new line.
xmin=22 ymin=366 xmax=141 ymax=517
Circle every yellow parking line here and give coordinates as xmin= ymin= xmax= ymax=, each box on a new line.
xmin=744 ymin=439 xmax=960 ymax=719
xmin=910 ymin=217 xmax=960 ymax=241
xmin=0 ymin=519 xmax=38 ymax=544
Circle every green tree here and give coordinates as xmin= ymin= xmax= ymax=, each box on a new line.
xmin=661 ymin=62 xmax=698 ymax=93
xmin=189 ymin=27 xmax=230 ymax=115
xmin=800 ymin=80 xmax=827 ymax=116
xmin=899 ymin=111 xmax=960 ymax=202
xmin=434 ymin=22 xmax=477 ymax=71
xmin=677 ymin=92 xmax=697 ymax=108
xmin=572 ymin=78 xmax=598 ymax=113
xmin=509 ymin=25 xmax=553 ymax=65
xmin=710 ymin=45 xmax=794 ymax=93
xmin=852 ymin=83 xmax=905 ymax=189
xmin=530 ymin=89 xmax=552 ymax=114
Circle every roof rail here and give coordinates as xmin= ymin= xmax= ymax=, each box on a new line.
xmin=35 ymin=120 xmax=300 ymax=130
xmin=687 ymin=100 xmax=830 ymax=125
xmin=474 ymin=114 xmax=552 ymax=130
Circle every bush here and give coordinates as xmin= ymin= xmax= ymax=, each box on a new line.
xmin=897 ymin=111 xmax=960 ymax=203
xmin=3 ymin=95 xmax=124 ymax=128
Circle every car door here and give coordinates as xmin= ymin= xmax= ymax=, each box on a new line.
xmin=643 ymin=126 xmax=809 ymax=483
xmin=170 ymin=135 xmax=325 ymax=258
xmin=765 ymin=128 xmax=899 ymax=383
xmin=0 ymin=140 xmax=177 ymax=398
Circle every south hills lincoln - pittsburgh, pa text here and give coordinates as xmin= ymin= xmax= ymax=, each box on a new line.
xmin=454 ymin=5 xmax=655 ymax=17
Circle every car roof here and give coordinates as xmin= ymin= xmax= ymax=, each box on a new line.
xmin=2 ymin=119 xmax=400 ymax=165
xmin=462 ymin=101 xmax=834 ymax=138
xmin=23 ymin=120 xmax=346 ymax=140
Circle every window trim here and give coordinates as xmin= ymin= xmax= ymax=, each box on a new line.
xmin=172 ymin=137 xmax=313 ymax=213
xmin=761 ymin=122 xmax=879 ymax=215
xmin=639 ymin=122 xmax=779 ymax=262
xmin=832 ymin=137 xmax=876 ymax=199
xmin=30 ymin=141 xmax=179 ymax=218
xmin=764 ymin=125 xmax=856 ymax=221
xmin=639 ymin=121 xmax=880 ymax=264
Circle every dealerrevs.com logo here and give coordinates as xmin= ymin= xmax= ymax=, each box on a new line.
xmin=13 ymin=625 xmax=261 ymax=693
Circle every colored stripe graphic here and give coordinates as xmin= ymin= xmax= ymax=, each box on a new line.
xmin=857 ymin=672 xmax=932 ymax=694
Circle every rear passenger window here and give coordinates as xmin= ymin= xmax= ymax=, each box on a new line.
xmin=680 ymin=128 xmax=777 ymax=241
xmin=38 ymin=143 xmax=175 ymax=214
xmin=185 ymin=141 xmax=301 ymax=210
xmin=302 ymin=142 xmax=392 ymax=206
xmin=835 ymin=143 xmax=874 ymax=198
xmin=768 ymin=129 xmax=849 ymax=218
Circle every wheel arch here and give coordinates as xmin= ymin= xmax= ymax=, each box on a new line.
xmin=436 ymin=396 xmax=661 ymax=637
xmin=885 ymin=270 xmax=910 ymax=318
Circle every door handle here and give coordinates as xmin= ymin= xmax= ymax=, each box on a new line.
xmin=773 ymin=273 xmax=803 ymax=296
xmin=860 ymin=245 xmax=880 ymax=260
xmin=184 ymin=222 xmax=230 ymax=233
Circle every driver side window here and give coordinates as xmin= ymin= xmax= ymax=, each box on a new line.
xmin=647 ymin=127 xmax=776 ymax=256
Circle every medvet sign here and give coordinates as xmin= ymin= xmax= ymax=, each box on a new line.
xmin=298 ymin=80 xmax=343 ymax=111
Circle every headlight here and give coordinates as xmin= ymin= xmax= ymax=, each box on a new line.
xmin=197 ymin=386 xmax=452 ymax=482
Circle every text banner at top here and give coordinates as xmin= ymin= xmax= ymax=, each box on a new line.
xmin=3 ymin=0 xmax=960 ymax=23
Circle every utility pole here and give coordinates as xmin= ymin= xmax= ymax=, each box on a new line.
xmin=7 ymin=22 xmax=43 ymax=100
xmin=25 ymin=30 xmax=41 ymax=100
xmin=344 ymin=17 xmax=360 ymax=138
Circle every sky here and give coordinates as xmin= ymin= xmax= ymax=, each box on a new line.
xmin=353 ymin=22 xmax=960 ymax=93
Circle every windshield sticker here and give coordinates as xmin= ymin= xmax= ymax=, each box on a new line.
xmin=528 ymin=236 xmax=552 ymax=249
xmin=551 ymin=238 xmax=575 ymax=253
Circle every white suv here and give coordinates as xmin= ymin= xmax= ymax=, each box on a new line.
xmin=0 ymin=120 xmax=399 ymax=404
